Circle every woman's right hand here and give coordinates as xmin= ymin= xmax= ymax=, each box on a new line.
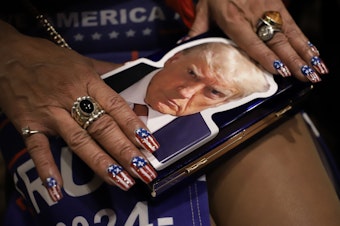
xmin=0 ymin=20 xmax=159 ymax=201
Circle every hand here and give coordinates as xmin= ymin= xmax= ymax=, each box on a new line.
xmin=0 ymin=21 xmax=159 ymax=200
xmin=186 ymin=0 xmax=328 ymax=83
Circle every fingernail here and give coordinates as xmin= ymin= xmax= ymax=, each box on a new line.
xmin=273 ymin=60 xmax=291 ymax=77
xmin=308 ymin=41 xmax=320 ymax=55
xmin=45 ymin=177 xmax=63 ymax=202
xmin=130 ymin=156 xmax=157 ymax=183
xmin=301 ymin=65 xmax=321 ymax=83
xmin=311 ymin=56 xmax=329 ymax=74
xmin=135 ymin=128 xmax=160 ymax=153
xmin=107 ymin=164 xmax=135 ymax=191
xmin=176 ymin=35 xmax=191 ymax=44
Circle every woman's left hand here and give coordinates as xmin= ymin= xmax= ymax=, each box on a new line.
xmin=186 ymin=0 xmax=328 ymax=83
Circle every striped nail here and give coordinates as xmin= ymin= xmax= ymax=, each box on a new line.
xmin=273 ymin=60 xmax=291 ymax=77
xmin=130 ymin=156 xmax=157 ymax=183
xmin=311 ymin=56 xmax=329 ymax=74
xmin=107 ymin=164 xmax=135 ymax=191
xmin=135 ymin=128 xmax=160 ymax=153
xmin=301 ymin=65 xmax=321 ymax=83
xmin=308 ymin=41 xmax=320 ymax=55
xmin=45 ymin=177 xmax=63 ymax=202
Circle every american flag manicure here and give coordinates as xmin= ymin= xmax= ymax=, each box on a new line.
xmin=301 ymin=65 xmax=321 ymax=83
xmin=107 ymin=164 xmax=135 ymax=191
xmin=130 ymin=156 xmax=157 ymax=183
xmin=45 ymin=177 xmax=63 ymax=202
xmin=311 ymin=56 xmax=329 ymax=74
xmin=135 ymin=128 xmax=160 ymax=153
xmin=308 ymin=41 xmax=320 ymax=55
xmin=273 ymin=60 xmax=291 ymax=77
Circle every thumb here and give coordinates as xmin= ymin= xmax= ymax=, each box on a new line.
xmin=187 ymin=0 xmax=210 ymax=38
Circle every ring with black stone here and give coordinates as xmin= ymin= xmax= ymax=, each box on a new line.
xmin=71 ymin=96 xmax=105 ymax=129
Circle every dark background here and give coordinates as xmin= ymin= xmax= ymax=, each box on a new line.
xmin=288 ymin=0 xmax=340 ymax=170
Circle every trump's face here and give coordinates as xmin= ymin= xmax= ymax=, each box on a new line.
xmin=144 ymin=51 xmax=237 ymax=116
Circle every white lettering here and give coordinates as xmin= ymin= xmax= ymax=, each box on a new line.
xmin=130 ymin=7 xmax=147 ymax=23
xmin=94 ymin=209 xmax=116 ymax=226
xmin=13 ymin=172 xmax=25 ymax=199
xmin=100 ymin=10 xmax=119 ymax=25
xmin=16 ymin=159 xmax=55 ymax=213
xmin=72 ymin=216 xmax=89 ymax=226
xmin=120 ymin=9 xmax=128 ymax=24
xmin=57 ymin=12 xmax=79 ymax=27
xmin=125 ymin=201 xmax=150 ymax=226
xmin=55 ymin=7 xmax=173 ymax=28
xmin=148 ymin=6 xmax=166 ymax=22
xmin=81 ymin=11 xmax=98 ymax=27
xmin=61 ymin=147 xmax=103 ymax=197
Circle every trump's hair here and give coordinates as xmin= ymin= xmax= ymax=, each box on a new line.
xmin=182 ymin=42 xmax=270 ymax=100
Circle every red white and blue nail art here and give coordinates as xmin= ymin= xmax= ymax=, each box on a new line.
xmin=308 ymin=41 xmax=320 ymax=55
xmin=130 ymin=156 xmax=157 ymax=183
xmin=107 ymin=164 xmax=135 ymax=191
xmin=135 ymin=128 xmax=160 ymax=153
xmin=45 ymin=177 xmax=63 ymax=202
xmin=311 ymin=56 xmax=329 ymax=74
xmin=301 ymin=65 xmax=321 ymax=83
xmin=273 ymin=60 xmax=291 ymax=77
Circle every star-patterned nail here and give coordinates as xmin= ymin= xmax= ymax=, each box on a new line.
xmin=107 ymin=164 xmax=135 ymax=191
xmin=301 ymin=65 xmax=321 ymax=83
xmin=308 ymin=41 xmax=320 ymax=55
xmin=45 ymin=177 xmax=63 ymax=202
xmin=311 ymin=56 xmax=329 ymax=74
xmin=130 ymin=156 xmax=157 ymax=183
xmin=135 ymin=128 xmax=160 ymax=153
xmin=273 ymin=60 xmax=291 ymax=77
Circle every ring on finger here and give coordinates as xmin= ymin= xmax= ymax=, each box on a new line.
xmin=21 ymin=126 xmax=42 ymax=138
xmin=71 ymin=96 xmax=105 ymax=129
xmin=256 ymin=11 xmax=283 ymax=42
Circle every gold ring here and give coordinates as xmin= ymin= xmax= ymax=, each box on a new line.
xmin=71 ymin=96 xmax=105 ymax=129
xmin=256 ymin=11 xmax=283 ymax=42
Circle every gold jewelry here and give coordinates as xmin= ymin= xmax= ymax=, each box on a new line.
xmin=256 ymin=11 xmax=283 ymax=42
xmin=71 ymin=96 xmax=105 ymax=129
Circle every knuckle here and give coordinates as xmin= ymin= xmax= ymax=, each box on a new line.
xmin=87 ymin=151 xmax=109 ymax=168
xmin=66 ymin=129 xmax=91 ymax=151
xmin=104 ymin=95 xmax=127 ymax=113
xmin=267 ymin=33 xmax=287 ymax=48
xmin=118 ymin=143 xmax=135 ymax=159
xmin=89 ymin=114 xmax=118 ymax=137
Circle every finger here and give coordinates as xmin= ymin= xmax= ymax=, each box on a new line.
xmin=220 ymin=5 xmax=317 ymax=82
xmin=278 ymin=9 xmax=329 ymax=75
xmin=266 ymin=32 xmax=321 ymax=83
xmin=215 ymin=3 xmax=295 ymax=79
xmin=87 ymin=114 xmax=158 ymax=185
xmin=54 ymin=111 xmax=138 ymax=190
xmin=187 ymin=0 xmax=210 ymax=38
xmin=88 ymin=79 xmax=160 ymax=153
xmin=55 ymin=104 xmax=157 ymax=187
xmin=23 ymin=130 xmax=63 ymax=202
xmin=86 ymin=83 xmax=159 ymax=182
